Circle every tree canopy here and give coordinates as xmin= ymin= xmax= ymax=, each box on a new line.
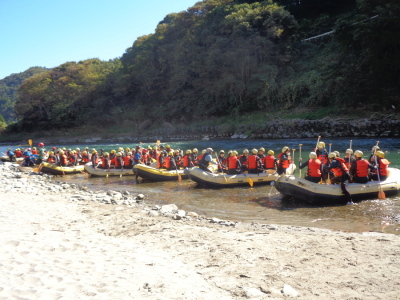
xmin=3 ymin=0 xmax=399 ymax=133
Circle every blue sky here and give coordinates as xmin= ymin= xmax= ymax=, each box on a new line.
xmin=0 ymin=0 xmax=197 ymax=80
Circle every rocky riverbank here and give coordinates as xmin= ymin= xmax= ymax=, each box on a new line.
xmin=1 ymin=162 xmax=400 ymax=299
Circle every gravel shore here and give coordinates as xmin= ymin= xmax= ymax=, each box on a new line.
xmin=1 ymin=162 xmax=399 ymax=299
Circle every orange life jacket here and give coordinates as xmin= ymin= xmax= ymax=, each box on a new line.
xmin=227 ymin=156 xmax=238 ymax=169
xmin=378 ymin=158 xmax=390 ymax=176
xmin=354 ymin=159 xmax=369 ymax=177
xmin=81 ymin=155 xmax=90 ymax=163
xmin=264 ymin=155 xmax=276 ymax=169
xmin=164 ymin=156 xmax=171 ymax=169
xmin=101 ymin=157 xmax=109 ymax=169
xmin=123 ymin=156 xmax=132 ymax=167
xmin=278 ymin=153 xmax=290 ymax=169
xmin=31 ymin=150 xmax=37 ymax=155
xmin=60 ymin=154 xmax=68 ymax=166
xmin=247 ymin=155 xmax=259 ymax=169
xmin=307 ymin=159 xmax=321 ymax=177
xmin=47 ymin=155 xmax=56 ymax=164
xmin=182 ymin=154 xmax=192 ymax=168
xmin=15 ymin=150 xmax=22 ymax=157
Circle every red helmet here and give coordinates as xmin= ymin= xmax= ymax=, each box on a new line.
xmin=52 ymin=147 xmax=56 ymax=150
xmin=38 ymin=142 xmax=44 ymax=147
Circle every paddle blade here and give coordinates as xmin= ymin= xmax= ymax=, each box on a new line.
xmin=378 ymin=189 xmax=386 ymax=200
xmin=247 ymin=177 xmax=254 ymax=187
xmin=32 ymin=167 xmax=39 ymax=172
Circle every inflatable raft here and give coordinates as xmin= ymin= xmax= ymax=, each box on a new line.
xmin=40 ymin=162 xmax=85 ymax=175
xmin=1 ymin=156 xmax=24 ymax=163
xmin=186 ymin=164 xmax=296 ymax=188
xmin=135 ymin=164 xmax=189 ymax=181
xmin=84 ymin=162 xmax=135 ymax=177
xmin=275 ymin=167 xmax=400 ymax=205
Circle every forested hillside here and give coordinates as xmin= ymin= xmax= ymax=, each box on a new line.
xmin=6 ymin=0 xmax=400 ymax=133
xmin=0 ymin=67 xmax=47 ymax=123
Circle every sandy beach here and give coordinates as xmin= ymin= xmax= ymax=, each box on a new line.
xmin=1 ymin=163 xmax=400 ymax=299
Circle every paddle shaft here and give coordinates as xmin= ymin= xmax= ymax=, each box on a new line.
xmin=298 ymin=144 xmax=303 ymax=177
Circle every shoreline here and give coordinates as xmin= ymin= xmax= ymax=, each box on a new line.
xmin=1 ymin=162 xmax=400 ymax=299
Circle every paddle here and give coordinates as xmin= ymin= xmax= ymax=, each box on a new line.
xmin=215 ymin=152 xmax=227 ymax=183
xmin=290 ymin=149 xmax=296 ymax=175
xmin=33 ymin=163 xmax=43 ymax=173
xmin=326 ymin=143 xmax=333 ymax=184
xmin=298 ymin=144 xmax=303 ymax=177
xmin=174 ymin=157 xmax=182 ymax=181
xmin=238 ymin=160 xmax=253 ymax=187
xmin=28 ymin=139 xmax=32 ymax=147
xmin=373 ymin=141 xmax=385 ymax=200
xmin=315 ymin=135 xmax=321 ymax=151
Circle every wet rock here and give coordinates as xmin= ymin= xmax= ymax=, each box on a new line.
xmin=282 ymin=284 xmax=299 ymax=297
xmin=210 ymin=218 xmax=221 ymax=223
xmin=245 ymin=288 xmax=264 ymax=298
xmin=137 ymin=193 xmax=145 ymax=200
xmin=172 ymin=214 xmax=182 ymax=220
xmin=176 ymin=210 xmax=186 ymax=217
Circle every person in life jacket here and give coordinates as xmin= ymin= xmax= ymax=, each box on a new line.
xmin=15 ymin=148 xmax=22 ymax=158
xmin=180 ymin=149 xmax=194 ymax=168
xmin=173 ymin=149 xmax=182 ymax=167
xmin=99 ymin=152 xmax=110 ymax=169
xmin=37 ymin=142 xmax=46 ymax=164
xmin=258 ymin=147 xmax=266 ymax=161
xmin=122 ymin=151 xmax=134 ymax=169
xmin=349 ymin=150 xmax=374 ymax=183
xmin=191 ymin=148 xmax=199 ymax=166
xmin=6 ymin=148 xmax=15 ymax=162
xmin=197 ymin=149 xmax=206 ymax=164
xmin=22 ymin=148 xmax=35 ymax=166
xmin=75 ymin=148 xmax=82 ymax=160
xmin=370 ymin=151 xmax=390 ymax=181
xmin=299 ymin=152 xmax=322 ymax=183
xmin=157 ymin=151 xmax=166 ymax=169
xmin=343 ymin=149 xmax=355 ymax=170
xmin=368 ymin=145 xmax=380 ymax=165
xmin=91 ymin=149 xmax=100 ymax=167
xmin=133 ymin=148 xmax=142 ymax=164
xmin=68 ymin=150 xmax=78 ymax=166
xmin=226 ymin=150 xmax=240 ymax=175
xmin=277 ymin=146 xmax=291 ymax=175
xmin=247 ymin=148 xmax=263 ymax=174
xmin=239 ymin=149 xmax=249 ymax=173
xmin=109 ymin=150 xmax=117 ymax=166
xmin=114 ymin=152 xmax=124 ymax=169
xmin=264 ymin=150 xmax=277 ymax=171
xmin=216 ymin=150 xmax=226 ymax=172
xmin=315 ymin=142 xmax=328 ymax=165
xmin=80 ymin=150 xmax=91 ymax=165
xmin=164 ymin=151 xmax=177 ymax=171
xmin=46 ymin=151 xmax=58 ymax=164
xmin=31 ymin=147 xmax=38 ymax=155
xmin=324 ymin=152 xmax=352 ymax=203
xmin=141 ymin=149 xmax=150 ymax=165
xmin=58 ymin=150 xmax=68 ymax=167
xmin=199 ymin=148 xmax=217 ymax=173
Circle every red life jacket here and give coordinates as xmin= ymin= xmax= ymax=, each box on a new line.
xmin=47 ymin=155 xmax=56 ymax=164
xmin=60 ymin=154 xmax=68 ymax=166
xmin=354 ymin=159 xmax=369 ymax=177
xmin=101 ymin=157 xmax=109 ymax=168
xmin=336 ymin=157 xmax=349 ymax=172
xmin=164 ymin=156 xmax=171 ymax=169
xmin=68 ymin=155 xmax=76 ymax=164
xmin=123 ymin=156 xmax=132 ymax=167
xmin=379 ymin=158 xmax=390 ymax=176
xmin=81 ymin=155 xmax=90 ymax=163
xmin=31 ymin=150 xmax=37 ymax=155
xmin=264 ymin=155 xmax=276 ymax=169
xmin=182 ymin=154 xmax=191 ymax=168
xmin=227 ymin=156 xmax=238 ymax=169
xmin=142 ymin=154 xmax=149 ymax=164
xmin=247 ymin=155 xmax=259 ymax=169
xmin=114 ymin=157 xmax=123 ymax=168
xmin=197 ymin=154 xmax=204 ymax=162
xmin=278 ymin=153 xmax=290 ymax=169
xmin=308 ymin=159 xmax=321 ymax=177
xmin=157 ymin=156 xmax=165 ymax=168
xmin=15 ymin=150 xmax=22 ymax=157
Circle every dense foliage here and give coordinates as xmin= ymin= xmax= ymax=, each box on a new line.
xmin=5 ymin=0 xmax=400 ymax=133
xmin=0 ymin=67 xmax=47 ymax=123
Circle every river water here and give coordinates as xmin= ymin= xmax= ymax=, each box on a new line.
xmin=2 ymin=137 xmax=400 ymax=235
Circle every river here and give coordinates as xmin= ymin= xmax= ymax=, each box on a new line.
xmin=2 ymin=137 xmax=400 ymax=235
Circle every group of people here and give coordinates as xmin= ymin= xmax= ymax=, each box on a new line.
xmin=6 ymin=143 xmax=46 ymax=166
xmin=298 ymin=142 xmax=391 ymax=202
